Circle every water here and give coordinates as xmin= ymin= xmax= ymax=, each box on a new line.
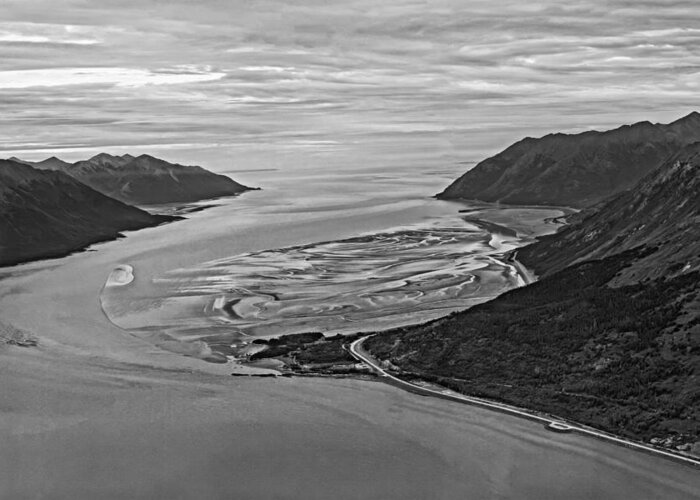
xmin=98 ymin=163 xmax=563 ymax=362
xmin=2 ymin=163 xmax=699 ymax=499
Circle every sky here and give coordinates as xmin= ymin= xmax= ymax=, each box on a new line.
xmin=0 ymin=0 xmax=699 ymax=173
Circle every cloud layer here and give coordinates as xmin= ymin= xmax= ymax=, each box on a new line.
xmin=1 ymin=0 xmax=698 ymax=172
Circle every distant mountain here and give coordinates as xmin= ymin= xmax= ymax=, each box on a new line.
xmin=27 ymin=153 xmax=254 ymax=205
xmin=367 ymin=144 xmax=700 ymax=452
xmin=438 ymin=112 xmax=700 ymax=207
xmin=72 ymin=152 xmax=132 ymax=170
xmin=18 ymin=156 xmax=71 ymax=170
xmin=518 ymin=142 xmax=700 ymax=283
xmin=0 ymin=159 xmax=174 ymax=267
xmin=7 ymin=156 xmax=30 ymax=165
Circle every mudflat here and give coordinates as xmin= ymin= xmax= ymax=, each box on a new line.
xmin=1 ymin=170 xmax=698 ymax=498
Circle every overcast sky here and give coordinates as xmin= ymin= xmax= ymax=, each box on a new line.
xmin=0 ymin=0 xmax=698 ymax=172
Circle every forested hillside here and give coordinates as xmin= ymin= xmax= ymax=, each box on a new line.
xmin=365 ymin=248 xmax=700 ymax=451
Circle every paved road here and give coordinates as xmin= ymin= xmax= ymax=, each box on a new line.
xmin=507 ymin=250 xmax=535 ymax=285
xmin=348 ymin=336 xmax=700 ymax=469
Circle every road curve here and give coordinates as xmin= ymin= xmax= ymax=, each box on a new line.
xmin=507 ymin=250 xmax=535 ymax=285
xmin=348 ymin=336 xmax=700 ymax=469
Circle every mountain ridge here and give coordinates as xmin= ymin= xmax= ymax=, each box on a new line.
xmin=18 ymin=153 xmax=254 ymax=205
xmin=0 ymin=159 xmax=175 ymax=267
xmin=518 ymin=141 xmax=700 ymax=284
xmin=438 ymin=112 xmax=700 ymax=207
xmin=366 ymin=137 xmax=700 ymax=453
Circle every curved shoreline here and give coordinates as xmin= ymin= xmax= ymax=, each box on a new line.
xmin=348 ymin=336 xmax=700 ymax=469
xmin=506 ymin=250 xmax=536 ymax=285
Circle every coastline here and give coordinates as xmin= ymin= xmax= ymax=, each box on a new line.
xmin=2 ymin=192 xmax=699 ymax=497
xmin=338 ymin=238 xmax=700 ymax=467
xmin=441 ymin=197 xmax=580 ymax=216
xmin=0 ymin=214 xmax=179 ymax=269
xmin=230 ymin=247 xmax=699 ymax=468
xmin=0 ymin=193 xmax=260 ymax=270
xmin=237 ymin=246 xmax=698 ymax=468
xmin=348 ymin=336 xmax=700 ymax=469
xmin=506 ymin=250 xmax=536 ymax=284
xmin=4 ymin=344 xmax=697 ymax=499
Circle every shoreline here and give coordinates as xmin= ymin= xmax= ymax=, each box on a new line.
xmin=0 ymin=210 xmax=183 ymax=270
xmin=348 ymin=336 xmax=700 ymax=469
xmin=4 ymin=345 xmax=696 ymax=500
xmin=98 ymin=204 xmax=554 ymax=366
xmin=0 ymin=192 xmax=264 ymax=270
xmin=505 ymin=250 xmax=536 ymax=284
xmin=2 ymin=188 xmax=699 ymax=497
xmin=11 ymin=199 xmax=694 ymax=467
xmin=440 ymin=196 xmax=580 ymax=216
xmin=0 ymin=216 xmax=178 ymax=269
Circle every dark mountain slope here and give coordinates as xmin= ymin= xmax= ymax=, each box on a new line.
xmin=30 ymin=153 xmax=253 ymax=205
xmin=438 ymin=112 xmax=700 ymax=207
xmin=518 ymin=142 xmax=700 ymax=283
xmin=366 ymin=250 xmax=700 ymax=451
xmin=367 ymin=146 xmax=700 ymax=452
xmin=0 ymin=159 xmax=174 ymax=267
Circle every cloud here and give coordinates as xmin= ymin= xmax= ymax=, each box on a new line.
xmin=0 ymin=22 xmax=100 ymax=46
xmin=0 ymin=0 xmax=698 ymax=169
xmin=0 ymin=67 xmax=225 ymax=89
xmin=0 ymin=33 xmax=98 ymax=45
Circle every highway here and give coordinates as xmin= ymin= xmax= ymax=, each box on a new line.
xmin=507 ymin=250 xmax=536 ymax=285
xmin=348 ymin=336 xmax=700 ymax=469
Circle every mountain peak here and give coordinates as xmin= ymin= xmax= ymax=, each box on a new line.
xmin=439 ymin=113 xmax=700 ymax=207
xmin=37 ymin=152 xmax=251 ymax=204
xmin=519 ymin=139 xmax=700 ymax=282
xmin=40 ymin=155 xmax=70 ymax=165
xmin=0 ymin=160 xmax=171 ymax=267
xmin=83 ymin=152 xmax=132 ymax=169
xmin=7 ymin=156 xmax=30 ymax=164
xmin=89 ymin=152 xmax=119 ymax=161
xmin=129 ymin=154 xmax=171 ymax=167
xmin=134 ymin=153 xmax=158 ymax=161
xmin=672 ymin=111 xmax=700 ymax=125
xmin=30 ymin=156 xmax=72 ymax=170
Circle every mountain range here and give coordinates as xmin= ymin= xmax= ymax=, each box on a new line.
xmin=518 ymin=142 xmax=700 ymax=283
xmin=1 ymin=152 xmax=253 ymax=266
xmin=0 ymin=159 xmax=174 ymax=267
xmin=15 ymin=153 xmax=253 ymax=205
xmin=438 ymin=112 xmax=700 ymax=207
xmin=366 ymin=116 xmax=700 ymax=454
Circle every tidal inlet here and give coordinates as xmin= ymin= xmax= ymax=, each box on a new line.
xmin=100 ymin=209 xmax=552 ymax=363
xmin=1 ymin=1 xmax=700 ymax=499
